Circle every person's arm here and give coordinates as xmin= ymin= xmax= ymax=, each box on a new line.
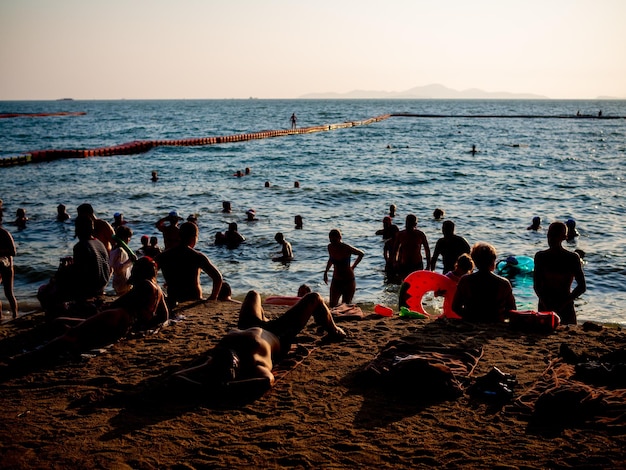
xmin=430 ymin=242 xmax=441 ymax=271
xmin=200 ymin=256 xmax=223 ymax=300
xmin=570 ymin=254 xmax=587 ymax=300
xmin=225 ymin=364 xmax=274 ymax=395
xmin=422 ymin=234 xmax=431 ymax=268
xmin=452 ymin=277 xmax=468 ymax=318
xmin=350 ymin=245 xmax=364 ymax=270
xmin=323 ymin=257 xmax=332 ymax=284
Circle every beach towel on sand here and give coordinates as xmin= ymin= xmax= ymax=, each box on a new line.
xmin=363 ymin=339 xmax=483 ymax=400
xmin=331 ymin=303 xmax=364 ymax=321
xmin=512 ymin=345 xmax=626 ymax=430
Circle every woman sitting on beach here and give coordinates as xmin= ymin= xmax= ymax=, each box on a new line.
xmin=12 ymin=257 xmax=168 ymax=368
xmin=452 ymin=243 xmax=516 ymax=323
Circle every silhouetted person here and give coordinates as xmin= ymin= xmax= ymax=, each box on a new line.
xmin=430 ymin=220 xmax=471 ymax=274
xmin=534 ymin=222 xmax=586 ymax=325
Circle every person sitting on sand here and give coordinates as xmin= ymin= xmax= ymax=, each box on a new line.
xmin=38 ymin=216 xmax=111 ymax=319
xmin=109 ymin=225 xmax=136 ymax=296
xmin=533 ymin=221 xmax=586 ymax=325
xmin=392 ymin=214 xmax=430 ymax=279
xmin=0 ymin=225 xmax=18 ymax=319
xmin=77 ymin=203 xmax=115 ymax=253
xmin=272 ymin=232 xmax=293 ymax=262
xmin=157 ymin=222 xmax=223 ymax=309
xmin=155 ymin=211 xmax=183 ymax=250
xmin=173 ymin=290 xmax=345 ymax=394
xmin=430 ymin=220 xmax=471 ymax=274
xmin=323 ymin=229 xmax=364 ymax=307
xmin=11 ymin=257 xmax=168 ymax=369
xmin=452 ymin=242 xmax=516 ymax=323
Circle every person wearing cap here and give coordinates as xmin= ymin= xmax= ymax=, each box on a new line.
xmin=534 ymin=221 xmax=586 ymax=325
xmin=155 ymin=211 xmax=183 ymax=250
xmin=77 ymin=203 xmax=115 ymax=253
xmin=157 ymin=222 xmax=223 ymax=309
xmin=112 ymin=212 xmax=127 ymax=229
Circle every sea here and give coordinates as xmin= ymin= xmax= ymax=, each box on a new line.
xmin=1 ymin=99 xmax=625 ymax=325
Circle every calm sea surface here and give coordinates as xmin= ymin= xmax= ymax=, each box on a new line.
xmin=1 ymin=99 xmax=625 ymax=324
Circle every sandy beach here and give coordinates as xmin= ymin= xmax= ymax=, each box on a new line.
xmin=1 ymin=300 xmax=625 ymax=469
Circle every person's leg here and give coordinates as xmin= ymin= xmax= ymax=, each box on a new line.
xmin=342 ymin=279 xmax=357 ymax=305
xmin=237 ymin=290 xmax=266 ymax=329
xmin=271 ymin=292 xmax=345 ymax=338
xmin=2 ymin=266 xmax=18 ymax=318
xmin=329 ymin=278 xmax=341 ymax=307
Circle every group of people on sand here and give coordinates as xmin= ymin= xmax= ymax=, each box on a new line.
xmin=1 ymin=196 xmax=587 ymax=395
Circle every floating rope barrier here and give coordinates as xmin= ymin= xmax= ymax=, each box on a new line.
xmin=0 ymin=115 xmax=391 ymax=167
xmin=1 ymin=111 xmax=623 ymax=167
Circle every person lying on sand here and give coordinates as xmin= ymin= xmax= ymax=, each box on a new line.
xmin=174 ymin=291 xmax=345 ymax=394
xmin=9 ymin=257 xmax=168 ymax=369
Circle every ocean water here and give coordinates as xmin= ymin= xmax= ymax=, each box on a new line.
xmin=1 ymin=99 xmax=625 ymax=324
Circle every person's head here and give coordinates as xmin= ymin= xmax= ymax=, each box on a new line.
xmin=547 ymin=221 xmax=567 ymax=247
xmin=389 ymin=204 xmax=397 ymax=217
xmin=470 ymin=242 xmax=497 ymax=271
xmin=114 ymin=212 xmax=123 ymax=222
xmin=264 ymin=181 xmax=270 ymax=188
xmin=228 ymin=222 xmax=238 ymax=232
xmin=115 ymin=225 xmax=132 ymax=243
xmin=218 ymin=282 xmax=233 ymax=301
xmin=129 ymin=256 xmax=158 ymax=284
xmin=532 ymin=216 xmax=541 ymax=227
xmin=294 ymin=215 xmax=303 ymax=228
xmin=245 ymin=167 xmax=251 ymax=175
xmin=405 ymin=214 xmax=417 ymax=230
xmin=187 ymin=214 xmax=198 ymax=225
xmin=149 ymin=236 xmax=158 ymax=247
xmin=222 ymin=201 xmax=232 ymax=213
xmin=168 ymin=210 xmax=182 ymax=225
xmin=179 ymin=222 xmax=199 ymax=246
xmin=75 ymin=215 xmax=94 ymax=241
xmin=566 ymin=219 xmax=576 ymax=229
xmin=207 ymin=347 xmax=241 ymax=384
xmin=442 ymin=220 xmax=455 ymax=236
xmin=16 ymin=208 xmax=26 ymax=218
xmin=383 ymin=216 xmax=392 ymax=228
xmin=57 ymin=204 xmax=66 ymax=214
xmin=433 ymin=208 xmax=445 ymax=220
xmin=294 ymin=181 xmax=300 ymax=188
xmin=245 ymin=209 xmax=256 ymax=221
xmin=76 ymin=203 xmax=95 ymax=220
xmin=297 ymin=284 xmax=312 ymax=297
xmin=274 ymin=232 xmax=284 ymax=243
xmin=140 ymin=235 xmax=149 ymax=246
xmin=329 ymin=229 xmax=342 ymax=243
xmin=454 ymin=253 xmax=474 ymax=274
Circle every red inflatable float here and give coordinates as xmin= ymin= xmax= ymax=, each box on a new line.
xmin=398 ymin=270 xmax=460 ymax=319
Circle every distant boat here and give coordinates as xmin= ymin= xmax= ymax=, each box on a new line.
xmin=57 ymin=98 xmax=74 ymax=101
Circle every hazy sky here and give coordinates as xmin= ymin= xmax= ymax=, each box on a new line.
xmin=1 ymin=0 xmax=625 ymax=100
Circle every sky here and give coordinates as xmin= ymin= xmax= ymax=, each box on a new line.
xmin=1 ymin=0 xmax=625 ymax=100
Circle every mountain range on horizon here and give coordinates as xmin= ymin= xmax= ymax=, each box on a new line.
xmin=299 ymin=84 xmax=549 ymax=100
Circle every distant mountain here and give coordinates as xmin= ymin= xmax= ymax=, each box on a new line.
xmin=300 ymin=84 xmax=548 ymax=99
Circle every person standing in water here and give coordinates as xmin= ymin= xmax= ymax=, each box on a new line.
xmin=534 ymin=221 xmax=586 ymax=325
xmin=323 ymin=229 xmax=364 ymax=307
